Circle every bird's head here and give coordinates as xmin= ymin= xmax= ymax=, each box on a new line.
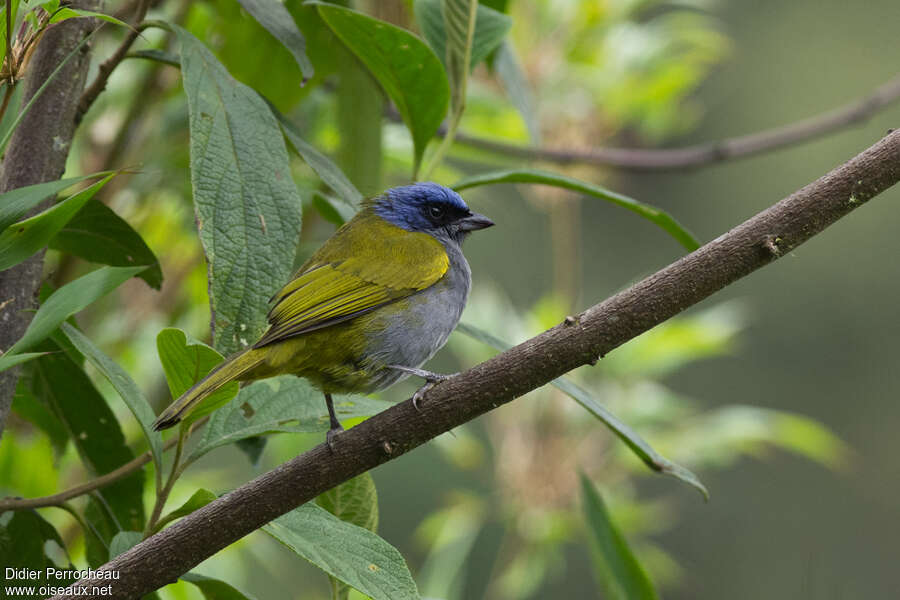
xmin=372 ymin=182 xmax=494 ymax=243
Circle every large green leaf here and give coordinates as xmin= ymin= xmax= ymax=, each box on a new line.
xmin=28 ymin=340 xmax=145 ymax=536
xmin=580 ymin=474 xmax=658 ymax=600
xmin=453 ymin=169 xmax=700 ymax=251
xmin=317 ymin=473 xmax=380 ymax=600
xmin=61 ymin=322 xmax=163 ymax=477
xmin=12 ymin=375 xmax=69 ymax=457
xmin=187 ymin=375 xmax=391 ymax=463
xmin=237 ymin=0 xmax=314 ymax=83
xmin=455 ymin=322 xmax=708 ymax=499
xmin=48 ymin=199 xmax=163 ymax=289
xmin=156 ymin=328 xmax=239 ymax=425
xmin=0 ymin=509 xmax=72 ymax=589
xmin=0 ymin=265 xmax=146 ymax=371
xmin=414 ymin=0 xmax=511 ymax=71
xmin=314 ymin=2 xmax=449 ymax=174
xmin=265 ymin=503 xmax=419 ymax=600
xmin=176 ymin=26 xmax=303 ymax=356
xmin=0 ymin=174 xmax=115 ymax=270
xmin=0 ymin=172 xmax=113 ymax=233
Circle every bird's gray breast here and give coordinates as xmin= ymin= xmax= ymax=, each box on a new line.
xmin=362 ymin=239 xmax=471 ymax=390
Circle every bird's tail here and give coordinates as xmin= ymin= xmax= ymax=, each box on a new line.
xmin=153 ymin=348 xmax=264 ymax=430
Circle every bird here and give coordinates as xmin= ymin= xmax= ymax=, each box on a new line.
xmin=152 ymin=182 xmax=494 ymax=443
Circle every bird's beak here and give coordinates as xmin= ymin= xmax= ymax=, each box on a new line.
xmin=458 ymin=212 xmax=494 ymax=232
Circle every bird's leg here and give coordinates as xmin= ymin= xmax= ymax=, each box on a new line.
xmin=388 ymin=365 xmax=458 ymax=411
xmin=325 ymin=393 xmax=343 ymax=450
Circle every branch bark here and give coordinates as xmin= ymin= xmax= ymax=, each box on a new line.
xmin=53 ymin=129 xmax=900 ymax=599
xmin=0 ymin=6 xmax=97 ymax=440
xmin=439 ymin=74 xmax=900 ymax=170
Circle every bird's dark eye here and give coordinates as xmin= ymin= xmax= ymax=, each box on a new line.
xmin=428 ymin=205 xmax=444 ymax=219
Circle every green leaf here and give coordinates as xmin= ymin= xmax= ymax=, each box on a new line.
xmin=265 ymin=503 xmax=419 ymax=600
xmin=161 ymin=489 xmax=218 ymax=523
xmin=455 ymin=322 xmax=709 ymax=499
xmin=182 ymin=572 xmax=257 ymax=600
xmin=0 ymin=352 xmax=48 ymax=371
xmin=493 ymin=41 xmax=541 ymax=144
xmin=317 ymin=473 xmax=380 ymax=600
xmin=48 ymin=6 xmax=130 ymax=28
xmin=236 ymin=0 xmax=314 ymax=83
xmin=0 ymin=265 xmax=146 ymax=370
xmin=156 ymin=328 xmax=239 ymax=425
xmin=0 ymin=509 xmax=70 ymax=587
xmin=312 ymin=191 xmax=353 ymax=225
xmin=176 ymin=26 xmax=303 ymax=356
xmin=188 ymin=375 xmax=391 ymax=462
xmin=452 ymin=169 xmax=700 ymax=251
xmin=314 ymin=2 xmax=449 ymax=174
xmin=440 ymin=0 xmax=477 ymax=117
xmin=271 ymin=106 xmax=362 ymax=213
xmin=129 ymin=48 xmax=181 ymax=67
xmin=414 ymin=0 xmax=512 ymax=71
xmin=0 ymin=172 xmax=113 ymax=234
xmin=109 ymin=531 xmax=143 ymax=558
xmin=13 ymin=373 xmax=69 ymax=457
xmin=28 ymin=341 xmax=145 ymax=535
xmin=0 ymin=174 xmax=115 ymax=270
xmin=48 ymin=199 xmax=163 ymax=289
xmin=580 ymin=474 xmax=658 ymax=600
xmin=61 ymin=322 xmax=163 ymax=477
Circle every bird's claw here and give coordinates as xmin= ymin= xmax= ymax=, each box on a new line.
xmin=326 ymin=426 xmax=343 ymax=452
xmin=388 ymin=365 xmax=457 ymax=411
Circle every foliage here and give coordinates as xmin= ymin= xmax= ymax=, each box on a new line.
xmin=0 ymin=1 xmax=846 ymax=599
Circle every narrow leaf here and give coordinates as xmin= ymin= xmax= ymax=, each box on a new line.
xmin=493 ymin=41 xmax=541 ymax=144
xmin=182 ymin=573 xmax=258 ymax=600
xmin=49 ymin=199 xmax=163 ymax=289
xmin=452 ymin=169 xmax=700 ymax=251
xmin=455 ymin=322 xmax=708 ymax=499
xmin=414 ymin=0 xmax=512 ymax=71
xmin=580 ymin=474 xmax=658 ymax=600
xmin=265 ymin=503 xmax=419 ymax=600
xmin=176 ymin=26 xmax=303 ymax=355
xmin=0 ymin=172 xmax=113 ymax=234
xmin=156 ymin=328 xmax=239 ymax=425
xmin=61 ymin=322 xmax=163 ymax=475
xmin=237 ymin=0 xmax=314 ymax=83
xmin=273 ymin=106 xmax=362 ymax=213
xmin=0 ymin=265 xmax=146 ymax=369
xmin=0 ymin=174 xmax=115 ymax=270
xmin=49 ymin=7 xmax=130 ymax=28
xmin=162 ymin=489 xmax=218 ymax=523
xmin=314 ymin=2 xmax=449 ymax=173
xmin=188 ymin=375 xmax=391 ymax=462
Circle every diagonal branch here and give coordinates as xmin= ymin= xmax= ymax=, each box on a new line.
xmin=75 ymin=0 xmax=152 ymax=123
xmin=53 ymin=129 xmax=900 ymax=599
xmin=433 ymin=74 xmax=900 ymax=170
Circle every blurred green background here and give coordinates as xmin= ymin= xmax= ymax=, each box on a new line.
xmin=3 ymin=0 xmax=900 ymax=598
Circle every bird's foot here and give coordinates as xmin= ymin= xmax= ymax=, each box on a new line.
xmin=388 ymin=365 xmax=458 ymax=411
xmin=326 ymin=425 xmax=344 ymax=452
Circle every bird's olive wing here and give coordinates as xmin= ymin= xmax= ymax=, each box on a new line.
xmin=255 ymin=214 xmax=449 ymax=347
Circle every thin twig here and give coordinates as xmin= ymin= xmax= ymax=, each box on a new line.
xmin=402 ymin=73 xmax=900 ymax=171
xmin=75 ymin=0 xmax=151 ymax=123
xmin=0 ymin=421 xmax=192 ymax=511
xmin=53 ymin=129 xmax=900 ymax=600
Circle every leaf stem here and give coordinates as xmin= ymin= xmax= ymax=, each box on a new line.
xmin=144 ymin=426 xmax=188 ymax=538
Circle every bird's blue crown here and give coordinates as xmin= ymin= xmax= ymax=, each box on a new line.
xmin=372 ymin=182 xmax=469 ymax=232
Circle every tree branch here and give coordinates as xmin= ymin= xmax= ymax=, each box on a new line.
xmin=53 ymin=129 xmax=900 ymax=599
xmin=0 ymin=2 xmax=97 ymax=441
xmin=435 ymin=74 xmax=900 ymax=170
xmin=75 ymin=0 xmax=152 ymax=124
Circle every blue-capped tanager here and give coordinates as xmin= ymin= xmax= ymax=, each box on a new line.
xmin=152 ymin=182 xmax=493 ymax=439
